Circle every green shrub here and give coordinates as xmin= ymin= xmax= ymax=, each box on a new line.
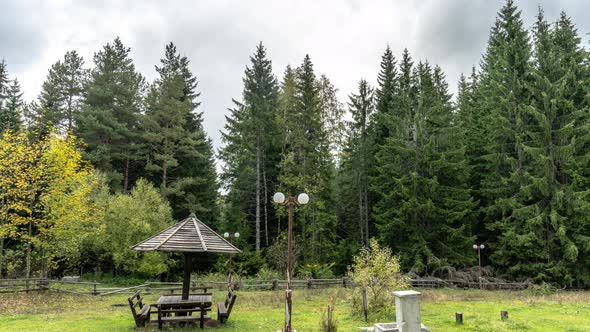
xmin=298 ymin=263 xmax=335 ymax=279
xmin=348 ymin=239 xmax=409 ymax=315
xmin=256 ymin=265 xmax=282 ymax=280
xmin=528 ymin=282 xmax=558 ymax=296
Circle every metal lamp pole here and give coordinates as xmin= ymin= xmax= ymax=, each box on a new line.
xmin=473 ymin=244 xmax=485 ymax=289
xmin=273 ymin=192 xmax=309 ymax=332
xmin=224 ymin=232 xmax=240 ymax=288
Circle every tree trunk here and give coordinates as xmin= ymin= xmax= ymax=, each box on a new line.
xmin=263 ymin=158 xmax=269 ymax=247
xmin=363 ymin=182 xmax=369 ymax=246
xmin=123 ymin=157 xmax=130 ymax=193
xmin=358 ymin=177 xmax=365 ymax=246
xmin=162 ymin=160 xmax=167 ymax=199
xmin=26 ymin=217 xmax=32 ymax=280
xmin=67 ymin=90 xmax=73 ymax=131
xmin=255 ymin=135 xmax=261 ymax=251
xmin=0 ymin=237 xmax=3 ymax=277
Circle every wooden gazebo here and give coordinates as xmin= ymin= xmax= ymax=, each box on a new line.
xmin=132 ymin=213 xmax=241 ymax=299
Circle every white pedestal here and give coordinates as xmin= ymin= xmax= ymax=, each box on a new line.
xmin=393 ymin=290 xmax=422 ymax=332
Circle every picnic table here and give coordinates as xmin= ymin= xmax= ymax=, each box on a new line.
xmin=155 ymin=293 xmax=212 ymax=329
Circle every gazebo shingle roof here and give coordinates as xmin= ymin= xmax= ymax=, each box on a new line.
xmin=132 ymin=214 xmax=241 ymax=254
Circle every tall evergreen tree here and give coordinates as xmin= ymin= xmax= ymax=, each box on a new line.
xmin=373 ymin=55 xmax=475 ymax=272
xmin=490 ymin=9 xmax=590 ymax=284
xmin=151 ymin=42 xmax=218 ymax=222
xmin=0 ymin=61 xmax=21 ymax=133
xmin=475 ymin=0 xmax=537 ymax=278
xmin=346 ymin=79 xmax=373 ymax=246
xmin=277 ymin=55 xmax=337 ymax=263
xmin=317 ymin=75 xmax=346 ymax=160
xmin=2 ymin=78 xmax=23 ymax=132
xmin=38 ymin=51 xmax=86 ymax=132
xmin=77 ymin=37 xmax=145 ymax=192
xmin=372 ymin=46 xmax=397 ymax=145
xmin=220 ymin=43 xmax=280 ymax=250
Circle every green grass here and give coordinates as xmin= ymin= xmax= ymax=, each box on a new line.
xmin=0 ymin=288 xmax=589 ymax=331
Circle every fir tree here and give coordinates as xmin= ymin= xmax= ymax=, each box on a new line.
xmin=38 ymin=51 xmax=86 ymax=132
xmin=374 ymin=55 xmax=475 ymax=272
xmin=77 ymin=37 xmax=145 ymax=192
xmin=346 ymin=79 xmax=373 ymax=246
xmin=278 ymin=55 xmax=337 ymax=263
xmin=476 ymin=0 xmax=535 ymax=278
xmin=2 ymin=78 xmax=23 ymax=132
xmin=0 ymin=61 xmax=21 ymax=133
xmin=372 ymin=46 xmax=397 ymax=145
xmin=220 ymin=43 xmax=280 ymax=250
xmin=152 ymin=42 xmax=218 ymax=222
xmin=317 ymin=75 xmax=346 ymax=160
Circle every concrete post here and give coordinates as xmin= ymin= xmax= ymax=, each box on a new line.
xmin=394 ymin=290 xmax=422 ymax=332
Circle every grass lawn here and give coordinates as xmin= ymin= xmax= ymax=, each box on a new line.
xmin=0 ymin=288 xmax=589 ymax=331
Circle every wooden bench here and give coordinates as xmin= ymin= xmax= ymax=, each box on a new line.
xmin=128 ymin=291 xmax=152 ymax=327
xmin=157 ymin=304 xmax=212 ymax=329
xmin=217 ymin=288 xmax=237 ymax=324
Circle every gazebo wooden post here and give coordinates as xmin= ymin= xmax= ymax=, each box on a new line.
xmin=182 ymin=253 xmax=193 ymax=300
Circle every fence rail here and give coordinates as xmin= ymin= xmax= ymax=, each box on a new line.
xmin=0 ymin=276 xmax=529 ymax=296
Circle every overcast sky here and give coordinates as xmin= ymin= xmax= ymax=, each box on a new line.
xmin=2 ymin=0 xmax=590 ymax=156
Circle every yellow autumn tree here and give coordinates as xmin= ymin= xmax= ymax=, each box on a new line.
xmin=38 ymin=134 xmax=104 ymax=272
xmin=0 ymin=131 xmax=102 ymax=276
xmin=0 ymin=131 xmax=44 ymax=278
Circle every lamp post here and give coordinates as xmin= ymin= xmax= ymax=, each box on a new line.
xmin=224 ymin=232 xmax=240 ymax=288
xmin=473 ymin=244 xmax=485 ymax=289
xmin=273 ymin=192 xmax=309 ymax=332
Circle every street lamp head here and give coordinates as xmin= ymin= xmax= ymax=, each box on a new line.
xmin=273 ymin=192 xmax=286 ymax=204
xmin=234 ymin=232 xmax=240 ymax=238
xmin=473 ymin=244 xmax=478 ymax=250
xmin=297 ymin=193 xmax=309 ymax=205
xmin=224 ymin=232 xmax=230 ymax=238
xmin=480 ymin=244 xmax=485 ymax=249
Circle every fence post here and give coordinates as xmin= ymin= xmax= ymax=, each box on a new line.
xmin=362 ymin=287 xmax=368 ymax=321
xmin=307 ymin=278 xmax=313 ymax=289
xmin=327 ymin=304 xmax=333 ymax=332
xmin=456 ymin=312 xmax=463 ymax=324
xmin=501 ymin=311 xmax=508 ymax=321
xmin=92 ymin=281 xmax=98 ymax=295
xmin=342 ymin=277 xmax=347 ymax=288
xmin=272 ymin=279 xmax=278 ymax=290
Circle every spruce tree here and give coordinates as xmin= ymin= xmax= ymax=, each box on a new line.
xmin=77 ymin=37 xmax=145 ymax=191
xmin=372 ymin=46 xmax=397 ymax=145
xmin=38 ymin=51 xmax=86 ymax=132
xmin=220 ymin=43 xmax=280 ymax=250
xmin=347 ymin=79 xmax=373 ymax=246
xmin=152 ymin=42 xmax=218 ymax=222
xmin=277 ymin=55 xmax=337 ymax=264
xmin=475 ymin=0 xmax=536 ymax=279
xmin=317 ymin=75 xmax=346 ymax=159
xmin=373 ymin=54 xmax=475 ymax=272
xmin=0 ymin=61 xmax=21 ymax=133
xmin=2 ymin=78 xmax=23 ymax=132
xmin=493 ymin=9 xmax=590 ymax=284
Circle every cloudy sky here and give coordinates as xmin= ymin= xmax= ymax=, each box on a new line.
xmin=2 ymin=0 xmax=589 ymax=154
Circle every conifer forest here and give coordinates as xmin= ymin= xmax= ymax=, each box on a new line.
xmin=2 ymin=0 xmax=590 ymax=287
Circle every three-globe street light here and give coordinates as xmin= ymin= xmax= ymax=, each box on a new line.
xmin=273 ymin=192 xmax=309 ymax=332
xmin=223 ymin=232 xmax=240 ymax=288
xmin=473 ymin=244 xmax=485 ymax=289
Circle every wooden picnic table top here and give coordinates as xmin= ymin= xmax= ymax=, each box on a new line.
xmin=156 ymin=294 xmax=212 ymax=307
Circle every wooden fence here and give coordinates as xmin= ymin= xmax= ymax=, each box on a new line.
xmin=0 ymin=277 xmax=529 ymax=296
